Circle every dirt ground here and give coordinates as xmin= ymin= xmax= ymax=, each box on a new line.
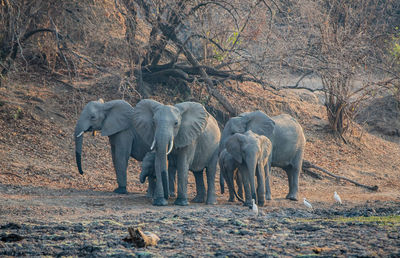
xmin=1 ymin=71 xmax=400 ymax=257
xmin=1 ymin=183 xmax=400 ymax=257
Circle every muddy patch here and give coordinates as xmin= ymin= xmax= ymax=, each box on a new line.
xmin=0 ymin=184 xmax=399 ymax=257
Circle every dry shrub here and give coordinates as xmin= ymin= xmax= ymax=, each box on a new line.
xmin=274 ymin=0 xmax=400 ymax=141
xmin=0 ymin=0 xmax=127 ymax=78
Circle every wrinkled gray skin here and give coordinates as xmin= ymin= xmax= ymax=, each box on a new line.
xmin=74 ymin=99 xmax=150 ymax=194
xmin=219 ymin=111 xmax=306 ymax=201
xmin=218 ymin=149 xmax=243 ymax=202
xmin=132 ymin=99 xmax=221 ymax=206
xmin=223 ymin=131 xmax=272 ymax=206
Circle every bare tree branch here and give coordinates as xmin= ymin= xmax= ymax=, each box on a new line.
xmin=302 ymin=160 xmax=379 ymax=191
xmin=173 ymin=37 xmax=238 ymax=115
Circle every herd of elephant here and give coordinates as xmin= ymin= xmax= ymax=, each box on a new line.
xmin=74 ymin=99 xmax=306 ymax=207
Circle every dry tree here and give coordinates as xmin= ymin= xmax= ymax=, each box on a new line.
xmin=0 ymin=1 xmax=68 ymax=78
xmin=115 ymin=0 xmax=281 ymax=118
xmin=272 ymin=0 xmax=400 ymax=141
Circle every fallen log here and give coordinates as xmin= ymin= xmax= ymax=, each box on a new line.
xmin=302 ymin=168 xmax=324 ymax=180
xmin=302 ymin=160 xmax=379 ymax=191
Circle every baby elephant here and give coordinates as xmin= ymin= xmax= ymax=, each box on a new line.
xmin=223 ymin=130 xmax=272 ymax=207
xmin=140 ymin=151 xmax=176 ymax=198
xmin=140 ymin=151 xmax=157 ymax=198
xmin=219 ymin=149 xmax=243 ymax=202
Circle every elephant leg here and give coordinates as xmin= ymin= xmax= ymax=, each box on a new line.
xmin=174 ymin=152 xmax=189 ymax=206
xmin=168 ymin=164 xmax=176 ymax=198
xmin=256 ymin=163 xmax=265 ymax=206
xmin=228 ymin=184 xmax=235 ymax=202
xmin=222 ymin=165 xmax=236 ymax=202
xmin=284 ymin=150 xmax=303 ymax=201
xmin=109 ymin=133 xmax=132 ymax=194
xmin=192 ymin=170 xmax=206 ymax=203
xmin=227 ymin=171 xmax=235 ymax=202
xmin=205 ymin=150 xmax=218 ymax=205
xmin=223 ymin=166 xmax=235 ymax=202
xmin=146 ymin=177 xmax=156 ymax=198
xmin=223 ymin=161 xmax=237 ymax=202
xmin=284 ymin=164 xmax=300 ymax=201
xmin=265 ymin=162 xmax=272 ymax=201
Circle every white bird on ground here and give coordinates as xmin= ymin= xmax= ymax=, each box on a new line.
xmin=303 ymin=198 xmax=313 ymax=209
xmin=334 ymin=191 xmax=342 ymax=204
xmin=250 ymin=199 xmax=258 ymax=216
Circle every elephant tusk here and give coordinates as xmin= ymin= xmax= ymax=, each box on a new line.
xmin=167 ymin=139 xmax=174 ymax=155
xmin=150 ymin=138 xmax=156 ymax=150
xmin=76 ymin=131 xmax=84 ymax=138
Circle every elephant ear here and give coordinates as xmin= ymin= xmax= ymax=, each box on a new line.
xmin=226 ymin=133 xmax=243 ymax=163
xmin=101 ymin=100 xmax=134 ymax=136
xmin=246 ymin=111 xmax=276 ymax=140
xmin=259 ymin=135 xmax=272 ymax=160
xmin=174 ymin=102 xmax=208 ymax=148
xmin=132 ymin=99 xmax=162 ymax=146
xmin=229 ymin=115 xmax=249 ymax=134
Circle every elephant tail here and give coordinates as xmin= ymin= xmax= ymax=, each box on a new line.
xmin=233 ymin=187 xmax=245 ymax=203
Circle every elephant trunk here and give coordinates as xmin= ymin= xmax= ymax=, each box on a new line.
xmin=227 ymin=170 xmax=245 ymax=203
xmin=139 ymin=165 xmax=151 ymax=184
xmin=246 ymin=156 xmax=258 ymax=203
xmin=154 ymin=134 xmax=171 ymax=200
xmin=74 ymin=120 xmax=88 ymax=175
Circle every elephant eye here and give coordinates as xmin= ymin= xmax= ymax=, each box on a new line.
xmin=174 ymin=121 xmax=179 ymax=127
xmin=90 ymin=115 xmax=96 ymax=120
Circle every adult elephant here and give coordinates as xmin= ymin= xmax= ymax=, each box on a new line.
xmin=74 ymin=99 xmax=150 ymax=194
xmin=132 ymin=99 xmax=221 ymax=206
xmin=219 ymin=111 xmax=306 ymax=201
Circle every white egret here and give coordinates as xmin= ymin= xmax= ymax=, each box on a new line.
xmin=334 ymin=191 xmax=342 ymax=204
xmin=251 ymin=199 xmax=258 ymax=216
xmin=303 ymin=198 xmax=313 ymax=209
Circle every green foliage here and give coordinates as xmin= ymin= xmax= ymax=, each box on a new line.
xmin=13 ymin=107 xmax=23 ymax=120
xmin=390 ymin=26 xmax=400 ymax=61
xmin=211 ymin=29 xmax=242 ymax=62
xmin=299 ymin=215 xmax=400 ymax=227
xmin=387 ymin=26 xmax=400 ymax=101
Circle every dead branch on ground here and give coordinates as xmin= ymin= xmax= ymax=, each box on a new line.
xmin=302 ymin=160 xmax=379 ymax=191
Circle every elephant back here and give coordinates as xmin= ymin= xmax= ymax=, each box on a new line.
xmin=244 ymin=111 xmax=275 ymax=140
xmin=219 ymin=110 xmax=274 ymax=153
